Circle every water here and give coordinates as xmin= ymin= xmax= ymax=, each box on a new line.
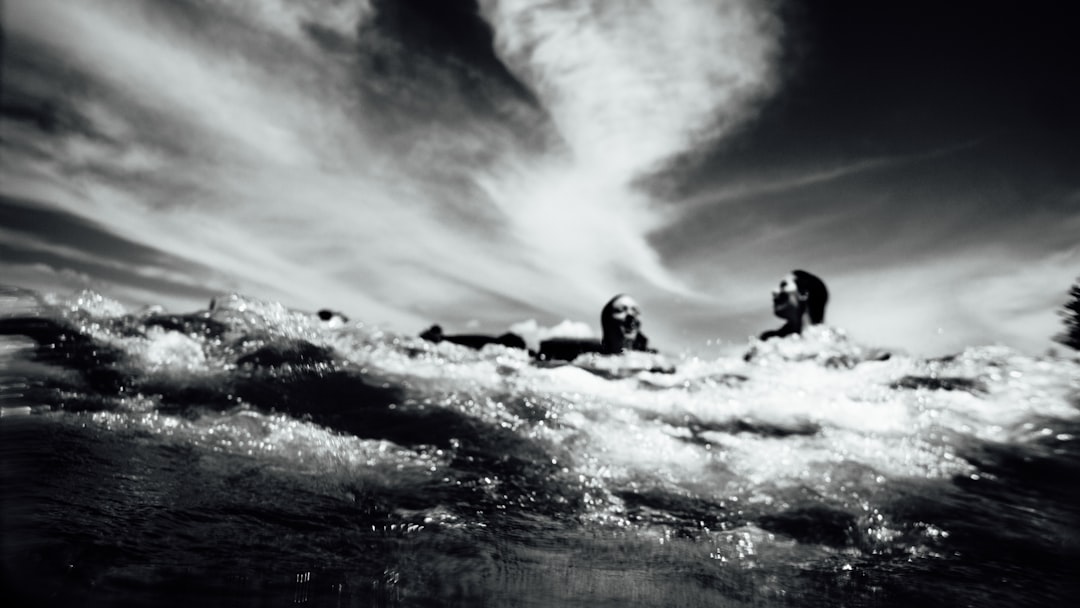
xmin=2 ymin=286 xmax=1078 ymax=607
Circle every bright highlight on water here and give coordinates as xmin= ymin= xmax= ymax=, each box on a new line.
xmin=2 ymin=287 xmax=1077 ymax=607
xmin=2 ymin=1 xmax=1079 ymax=605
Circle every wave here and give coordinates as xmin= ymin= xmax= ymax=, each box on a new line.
xmin=2 ymin=285 xmax=1078 ymax=607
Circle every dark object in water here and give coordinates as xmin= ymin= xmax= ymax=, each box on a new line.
xmin=615 ymin=488 xmax=735 ymax=534
xmin=236 ymin=340 xmax=336 ymax=368
xmin=891 ymin=375 xmax=988 ymax=393
xmin=694 ymin=417 xmax=820 ymax=439
xmin=317 ymin=309 xmax=349 ymax=323
xmin=0 ymin=316 xmax=129 ymax=393
xmin=536 ymin=337 xmax=604 ymax=361
xmin=757 ymin=505 xmax=858 ymax=547
xmin=600 ymin=294 xmax=653 ymax=354
xmin=144 ymin=313 xmax=229 ymax=339
xmin=823 ymin=349 xmax=891 ymax=369
xmin=760 ymin=269 xmax=829 ymax=340
xmin=419 ymin=324 xmax=526 ymax=350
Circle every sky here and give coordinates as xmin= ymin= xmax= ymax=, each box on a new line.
xmin=2 ymin=0 xmax=1078 ymax=357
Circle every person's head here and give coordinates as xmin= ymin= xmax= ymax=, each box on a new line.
xmin=419 ymin=324 xmax=444 ymax=343
xmin=317 ymin=309 xmax=349 ymax=327
xmin=601 ymin=294 xmax=642 ymax=353
xmin=771 ymin=270 xmax=828 ymax=325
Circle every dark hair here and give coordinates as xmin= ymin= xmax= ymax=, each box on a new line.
xmin=600 ymin=294 xmax=649 ymax=354
xmin=600 ymin=294 xmax=626 ymax=352
xmin=600 ymin=294 xmax=626 ymax=326
xmin=792 ymin=270 xmax=828 ymax=324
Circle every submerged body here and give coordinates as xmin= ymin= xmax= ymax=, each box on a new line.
xmin=419 ymin=324 xmax=527 ymax=351
xmin=535 ymin=294 xmax=673 ymax=376
xmin=537 ymin=294 xmax=656 ymax=360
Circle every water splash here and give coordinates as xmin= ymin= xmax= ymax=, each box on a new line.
xmin=3 ymin=288 xmax=1078 ymax=606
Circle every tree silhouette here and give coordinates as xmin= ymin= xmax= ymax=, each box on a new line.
xmin=1054 ymin=278 xmax=1080 ymax=351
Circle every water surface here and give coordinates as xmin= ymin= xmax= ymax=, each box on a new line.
xmin=2 ymin=287 xmax=1078 ymax=607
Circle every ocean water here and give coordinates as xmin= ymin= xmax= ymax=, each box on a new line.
xmin=2 ymin=286 xmax=1077 ymax=607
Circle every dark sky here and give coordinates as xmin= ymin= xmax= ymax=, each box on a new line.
xmin=2 ymin=0 xmax=1078 ymax=355
xmin=668 ymin=0 xmax=1077 ymax=182
xmin=763 ymin=1 xmax=1074 ymax=141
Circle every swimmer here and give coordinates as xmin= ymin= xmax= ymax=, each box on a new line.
xmin=569 ymin=294 xmax=674 ymax=375
xmin=538 ymin=294 xmax=655 ymax=361
xmin=419 ymin=324 xmax=527 ymax=351
xmin=317 ymin=309 xmax=349 ymax=328
xmin=600 ymin=294 xmax=653 ymax=354
xmin=759 ymin=270 xmax=828 ymax=340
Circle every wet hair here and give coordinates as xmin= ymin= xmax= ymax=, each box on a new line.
xmin=600 ymin=294 xmax=625 ymax=332
xmin=792 ymin=270 xmax=828 ymax=324
xmin=318 ymin=309 xmax=348 ymax=323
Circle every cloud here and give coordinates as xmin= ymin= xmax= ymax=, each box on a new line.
xmin=669 ymin=139 xmax=985 ymax=221
xmin=480 ymin=0 xmax=782 ymax=175
xmin=8 ymin=1 xmax=325 ymax=164
xmin=3 ymin=0 xmax=786 ymax=334
xmin=951 ymin=248 xmax=1080 ymax=351
xmin=635 ymin=133 xmax=1080 ymax=356
xmin=223 ymin=0 xmax=372 ymax=41
xmin=712 ymin=245 xmax=1080 ymax=356
xmin=3 ymin=1 xmax=1074 ymax=358
xmin=832 ymin=248 xmax=1080 ymax=355
xmin=474 ymin=0 xmax=785 ymax=306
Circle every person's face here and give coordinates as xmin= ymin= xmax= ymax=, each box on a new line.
xmin=771 ymin=274 xmax=804 ymax=320
xmin=608 ymin=296 xmax=642 ymax=340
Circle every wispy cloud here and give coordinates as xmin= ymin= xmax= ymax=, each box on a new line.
xmin=3 ymin=0 xmax=785 ymax=333
xmin=826 ymin=247 xmax=1080 ymax=355
xmin=480 ymin=0 xmax=781 ymax=176
xmin=8 ymin=1 xmax=1070 ymax=356
xmin=641 ymin=130 xmax=1080 ymax=355
xmin=670 ymin=138 xmax=987 ymax=220
xmin=472 ymin=0 xmax=785 ymax=313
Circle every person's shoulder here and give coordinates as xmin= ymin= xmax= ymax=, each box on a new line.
xmin=419 ymin=325 xmax=526 ymax=351
xmin=759 ymin=326 xmax=795 ymax=341
xmin=496 ymin=332 xmax=527 ymax=350
xmin=537 ymin=337 xmax=603 ymax=361
xmin=632 ymin=333 xmax=654 ymax=352
xmin=419 ymin=324 xmax=444 ymax=342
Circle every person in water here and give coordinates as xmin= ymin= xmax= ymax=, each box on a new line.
xmin=759 ymin=270 xmax=829 ymax=340
xmin=317 ymin=309 xmax=349 ymax=326
xmin=599 ymin=294 xmax=653 ymax=354
xmin=538 ymin=294 xmax=655 ymax=360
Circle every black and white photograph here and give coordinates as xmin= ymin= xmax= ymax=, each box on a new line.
xmin=2 ymin=0 xmax=1078 ymax=606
